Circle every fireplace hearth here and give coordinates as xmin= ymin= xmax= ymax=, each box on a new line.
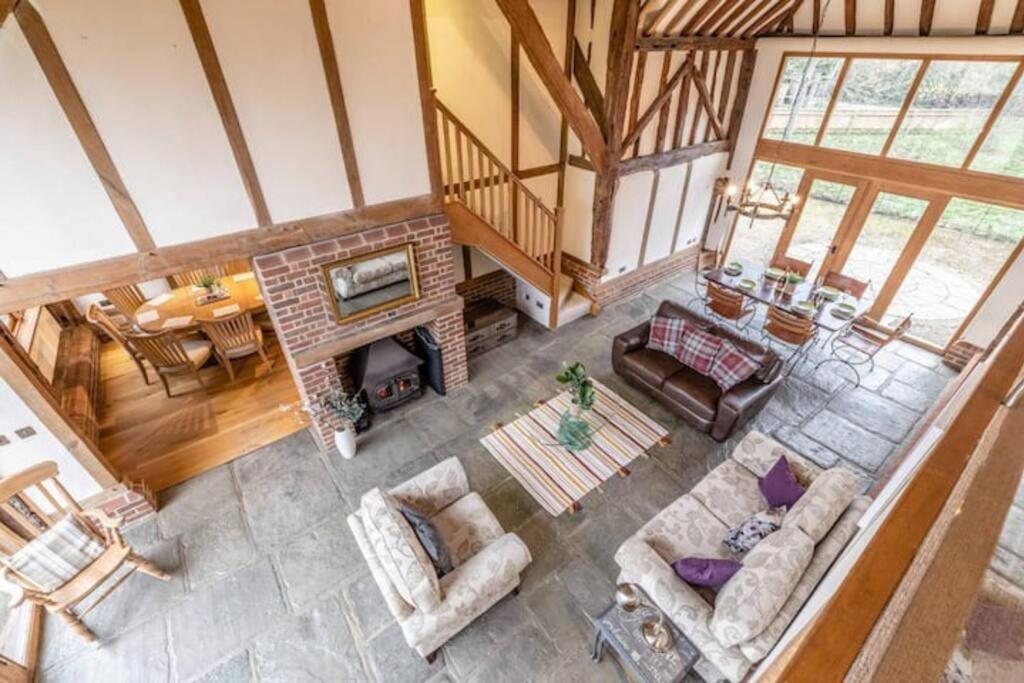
xmin=350 ymin=337 xmax=424 ymax=412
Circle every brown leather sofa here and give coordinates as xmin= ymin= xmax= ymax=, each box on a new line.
xmin=612 ymin=301 xmax=783 ymax=442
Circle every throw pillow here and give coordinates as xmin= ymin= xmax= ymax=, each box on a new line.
xmin=674 ymin=321 xmax=724 ymax=376
xmin=759 ymin=456 xmax=806 ymax=509
xmin=647 ymin=315 xmax=686 ymax=356
xmin=708 ymin=341 xmax=760 ymax=392
xmin=723 ymin=507 xmax=785 ymax=555
xmin=672 ymin=557 xmax=742 ymax=587
xmin=400 ymin=504 xmax=454 ymax=577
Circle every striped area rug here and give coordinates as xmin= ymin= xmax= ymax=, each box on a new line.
xmin=480 ymin=380 xmax=669 ymax=516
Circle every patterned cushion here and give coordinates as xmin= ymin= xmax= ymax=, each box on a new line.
xmin=708 ymin=341 xmax=760 ymax=392
xmin=723 ymin=508 xmax=785 ymax=555
xmin=5 ymin=516 xmax=104 ymax=592
xmin=731 ymin=431 xmax=821 ymax=486
xmin=430 ymin=492 xmax=504 ymax=567
xmin=710 ymin=526 xmax=814 ymax=648
xmin=636 ymin=494 xmax=733 ymax=563
xmin=783 ymin=467 xmax=858 ymax=543
xmin=674 ymin=321 xmax=724 ymax=376
xmin=690 ymin=460 xmax=765 ymax=529
xmin=647 ymin=315 xmax=686 ymax=356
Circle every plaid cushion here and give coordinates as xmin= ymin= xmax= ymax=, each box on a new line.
xmin=674 ymin=321 xmax=723 ymax=375
xmin=709 ymin=341 xmax=761 ymax=391
xmin=5 ymin=516 xmax=104 ymax=592
xmin=646 ymin=315 xmax=686 ymax=356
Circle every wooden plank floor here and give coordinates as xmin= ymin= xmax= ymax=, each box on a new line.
xmin=97 ymin=336 xmax=309 ymax=492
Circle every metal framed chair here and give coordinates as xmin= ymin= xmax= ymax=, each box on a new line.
xmin=762 ymin=305 xmax=818 ymax=375
xmin=0 ymin=462 xmax=169 ymax=644
xmin=705 ymin=280 xmax=756 ymax=330
xmin=814 ymin=314 xmax=912 ymax=387
xmin=770 ymin=255 xmax=813 ymax=279
xmin=123 ymin=329 xmax=213 ymax=397
xmin=101 ymin=285 xmax=146 ymax=321
xmin=819 ymin=271 xmax=870 ymax=300
xmin=199 ymin=311 xmax=271 ymax=382
xmin=170 ymin=265 xmax=227 ymax=289
xmin=85 ymin=304 xmax=151 ymax=385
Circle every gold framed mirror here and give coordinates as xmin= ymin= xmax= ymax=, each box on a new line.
xmin=321 ymin=243 xmax=421 ymax=324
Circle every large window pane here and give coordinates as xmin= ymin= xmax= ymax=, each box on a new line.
xmin=764 ymin=57 xmax=844 ymax=145
xmin=727 ymin=161 xmax=804 ymax=265
xmin=820 ymin=59 xmax=922 ymax=155
xmin=884 ymin=199 xmax=1024 ymax=346
xmin=785 ymin=179 xmax=857 ymax=280
xmin=970 ymin=75 xmax=1024 ymax=178
xmin=888 ymin=61 xmax=1016 ymax=167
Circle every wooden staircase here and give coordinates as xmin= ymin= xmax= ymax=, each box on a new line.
xmin=434 ymin=97 xmax=592 ymax=329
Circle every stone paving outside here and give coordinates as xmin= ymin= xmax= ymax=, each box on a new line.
xmin=36 ymin=271 xmax=957 ymax=683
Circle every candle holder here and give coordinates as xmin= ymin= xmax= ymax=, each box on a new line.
xmin=614 ymin=583 xmax=673 ymax=653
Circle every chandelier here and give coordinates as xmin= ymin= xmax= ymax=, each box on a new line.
xmin=725 ymin=180 xmax=799 ymax=220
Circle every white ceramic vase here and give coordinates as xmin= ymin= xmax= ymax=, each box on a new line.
xmin=334 ymin=424 xmax=357 ymax=460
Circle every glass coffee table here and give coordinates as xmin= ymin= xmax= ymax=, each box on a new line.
xmin=592 ymin=588 xmax=700 ymax=683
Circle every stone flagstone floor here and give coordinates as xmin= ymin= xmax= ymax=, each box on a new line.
xmin=36 ymin=271 xmax=956 ymax=683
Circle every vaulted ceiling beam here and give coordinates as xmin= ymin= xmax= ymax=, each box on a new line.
xmin=920 ymin=0 xmax=936 ymax=36
xmin=1014 ymin=0 xmax=1024 ymax=34
xmin=636 ymin=35 xmax=754 ymax=50
xmin=572 ymin=39 xmax=607 ymax=137
xmin=977 ymin=0 xmax=995 ymax=34
xmin=494 ymin=0 xmax=606 ymax=168
xmin=621 ymin=57 xmax=691 ymax=152
xmin=0 ymin=0 xmax=15 ymax=28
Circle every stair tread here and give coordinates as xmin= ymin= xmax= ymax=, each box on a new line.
xmin=557 ymin=290 xmax=593 ymax=328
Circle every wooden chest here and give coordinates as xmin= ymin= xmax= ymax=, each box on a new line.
xmin=463 ymin=298 xmax=517 ymax=358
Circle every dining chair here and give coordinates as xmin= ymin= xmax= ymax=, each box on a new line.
xmin=170 ymin=265 xmax=227 ymax=289
xmin=86 ymin=304 xmax=151 ymax=385
xmin=0 ymin=461 xmax=169 ymax=645
xmin=199 ymin=311 xmax=271 ymax=382
xmin=815 ymin=314 xmax=912 ymax=387
xmin=222 ymin=259 xmax=252 ymax=276
xmin=770 ymin=255 xmax=813 ymax=279
xmin=762 ymin=305 xmax=818 ymax=374
xmin=102 ymin=285 xmax=147 ymax=320
xmin=705 ymin=280 xmax=756 ymax=330
xmin=819 ymin=271 xmax=870 ymax=300
xmin=123 ymin=329 xmax=213 ymax=397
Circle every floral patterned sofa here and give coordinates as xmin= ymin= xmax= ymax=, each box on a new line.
xmin=614 ymin=431 xmax=870 ymax=682
xmin=347 ymin=457 xmax=532 ymax=660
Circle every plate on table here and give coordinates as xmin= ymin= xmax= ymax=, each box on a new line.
xmin=831 ymin=302 xmax=856 ymax=320
xmin=724 ymin=261 xmax=744 ymax=276
xmin=764 ymin=266 xmax=785 ymax=281
xmin=794 ymin=300 xmax=817 ymax=317
xmin=738 ymin=278 xmax=756 ymax=291
xmin=817 ymin=285 xmax=841 ymax=301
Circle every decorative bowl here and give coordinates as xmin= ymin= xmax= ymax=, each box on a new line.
xmin=831 ymin=302 xmax=856 ymax=319
xmin=817 ymin=286 xmax=841 ymax=301
xmin=764 ymin=266 xmax=785 ymax=280
xmin=738 ymin=278 xmax=756 ymax=290
xmin=794 ymin=300 xmax=816 ymax=317
xmin=724 ymin=262 xmax=743 ymax=276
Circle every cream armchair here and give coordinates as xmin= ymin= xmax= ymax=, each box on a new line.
xmin=347 ymin=457 xmax=532 ymax=661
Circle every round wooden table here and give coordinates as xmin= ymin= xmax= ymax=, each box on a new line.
xmin=133 ymin=272 xmax=265 ymax=333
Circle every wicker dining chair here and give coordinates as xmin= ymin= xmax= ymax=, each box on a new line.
xmin=102 ymin=285 xmax=146 ymax=320
xmin=705 ymin=280 xmax=756 ymax=330
xmin=123 ymin=329 xmax=213 ymax=397
xmin=0 ymin=462 xmax=169 ymax=644
xmin=170 ymin=265 xmax=227 ymax=289
xmin=770 ymin=255 xmax=814 ymax=278
xmin=819 ymin=271 xmax=870 ymax=300
xmin=199 ymin=311 xmax=271 ymax=382
xmin=85 ymin=304 xmax=151 ymax=385
xmin=762 ymin=305 xmax=818 ymax=374
xmin=815 ymin=314 xmax=912 ymax=387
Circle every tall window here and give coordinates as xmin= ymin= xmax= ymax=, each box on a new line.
xmin=764 ymin=57 xmax=844 ymax=145
xmin=726 ymin=161 xmax=803 ymax=265
xmin=970 ymin=75 xmax=1024 ymax=178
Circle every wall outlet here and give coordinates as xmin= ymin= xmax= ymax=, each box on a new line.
xmin=535 ymin=300 xmax=543 ymax=309
xmin=618 ymin=265 xmax=626 ymax=274
xmin=14 ymin=426 xmax=36 ymax=439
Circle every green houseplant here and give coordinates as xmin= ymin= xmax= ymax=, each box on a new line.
xmin=199 ymin=274 xmax=219 ymax=293
xmin=555 ymin=361 xmax=597 ymax=451
xmin=308 ymin=389 xmax=365 ymax=459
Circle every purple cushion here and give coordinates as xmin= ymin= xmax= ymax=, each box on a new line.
xmin=758 ymin=456 xmax=805 ymax=509
xmin=671 ymin=557 xmax=742 ymax=587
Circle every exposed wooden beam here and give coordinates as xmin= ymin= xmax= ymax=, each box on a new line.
xmin=572 ymin=39 xmax=607 ymax=137
xmin=681 ymin=0 xmax=719 ymax=34
xmin=726 ymin=49 xmax=757 ymax=166
xmin=568 ymin=154 xmax=595 ymax=171
xmin=664 ymin=0 xmax=703 ymax=34
xmin=643 ymin=0 xmax=681 ymax=34
xmin=309 ymin=0 xmax=364 ymax=208
xmin=179 ymin=0 xmax=272 ymax=226
xmin=813 ymin=0 xmax=821 ymax=34
xmin=670 ymin=161 xmax=692 ymax=252
xmin=744 ymin=0 xmax=796 ymax=38
xmin=0 ymin=0 xmax=15 ymax=28
xmin=919 ymin=0 xmax=936 ymax=35
xmin=636 ymin=35 xmax=755 ymax=51
xmin=494 ymin=0 xmax=606 ymax=169
xmin=654 ymin=53 xmax=673 ymax=154
xmin=690 ymin=57 xmax=726 ymax=139
xmin=671 ymin=65 xmax=692 ymax=149
xmin=622 ymin=57 xmax=691 ymax=152
xmin=409 ymin=0 xmax=443 ymax=200
xmin=15 ymin=1 xmax=155 ymax=252
xmin=620 ymin=139 xmax=728 ymax=175
xmin=1014 ymin=0 xmax=1024 ymax=33
xmin=976 ymin=0 xmax=995 ymax=34
xmin=699 ymin=0 xmax=745 ymax=35
xmin=963 ymin=61 xmax=1024 ymax=169
xmin=0 ymin=194 xmax=440 ymax=313
xmin=884 ymin=0 xmax=894 ymax=35
xmin=627 ymin=51 xmax=647 ymax=157
xmin=512 ymin=35 xmax=520 ymax=171
xmin=845 ymin=0 xmax=856 ymax=35
xmin=556 ymin=0 xmax=576 ymax=208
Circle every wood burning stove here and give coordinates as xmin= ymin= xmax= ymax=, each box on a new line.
xmin=350 ymin=337 xmax=424 ymax=412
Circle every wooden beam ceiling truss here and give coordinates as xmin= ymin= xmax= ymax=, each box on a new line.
xmin=639 ymin=0 xmax=804 ymax=45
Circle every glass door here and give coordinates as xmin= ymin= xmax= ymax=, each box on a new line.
xmin=774 ymin=174 xmax=865 ymax=280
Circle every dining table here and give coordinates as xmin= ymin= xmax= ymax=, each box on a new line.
xmin=133 ymin=271 xmax=265 ymax=333
xmin=705 ymin=258 xmax=869 ymax=334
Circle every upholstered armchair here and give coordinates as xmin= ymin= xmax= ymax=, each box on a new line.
xmin=347 ymin=457 xmax=532 ymax=661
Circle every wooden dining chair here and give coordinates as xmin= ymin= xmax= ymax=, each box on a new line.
xmin=705 ymin=280 xmax=756 ymax=329
xmin=762 ymin=305 xmax=818 ymax=374
xmin=222 ymin=259 xmax=252 ymax=276
xmin=0 ymin=462 xmax=169 ymax=644
xmin=770 ymin=255 xmax=813 ymax=278
xmin=816 ymin=314 xmax=912 ymax=387
xmin=819 ymin=271 xmax=870 ymax=300
xmin=199 ymin=311 xmax=271 ymax=382
xmin=170 ymin=265 xmax=227 ymax=289
xmin=86 ymin=304 xmax=151 ymax=385
xmin=123 ymin=329 xmax=213 ymax=397
xmin=102 ymin=285 xmax=146 ymax=320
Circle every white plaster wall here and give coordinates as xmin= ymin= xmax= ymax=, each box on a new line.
xmin=327 ymin=0 xmax=431 ymax=205
xmin=519 ymin=0 xmax=566 ymax=170
xmin=685 ymin=152 xmax=728 ymax=251
xmin=36 ymin=0 xmax=255 ymax=246
xmin=642 ymin=163 xmax=687 ymax=264
xmin=562 ymin=167 xmax=595 ymax=261
xmin=201 ymin=0 xmax=352 ymax=221
xmin=0 ymin=22 xmax=134 ymax=278
xmin=603 ymin=171 xmax=653 ymax=280
xmin=963 ymin=252 xmax=1024 ymax=347
xmin=0 ymin=377 xmax=103 ymax=505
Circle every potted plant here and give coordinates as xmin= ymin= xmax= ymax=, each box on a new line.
xmin=782 ymin=271 xmax=804 ymax=295
xmin=199 ymin=274 xmax=220 ymax=294
xmin=308 ymin=389 xmax=365 ymax=459
xmin=555 ymin=361 xmax=597 ymax=451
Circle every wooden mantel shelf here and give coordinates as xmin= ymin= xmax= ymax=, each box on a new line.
xmin=293 ymin=296 xmax=464 ymax=369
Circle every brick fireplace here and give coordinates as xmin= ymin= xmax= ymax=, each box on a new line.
xmin=253 ymin=213 xmax=469 ymax=450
